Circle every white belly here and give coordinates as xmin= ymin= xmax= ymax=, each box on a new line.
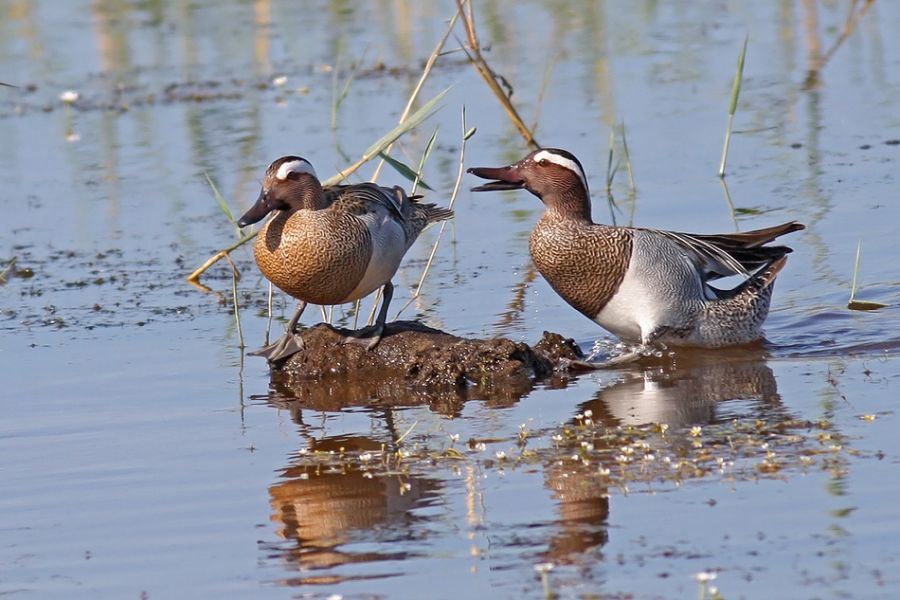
xmin=345 ymin=213 xmax=407 ymax=300
xmin=592 ymin=260 xmax=650 ymax=342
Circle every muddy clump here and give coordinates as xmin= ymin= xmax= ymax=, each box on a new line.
xmin=267 ymin=321 xmax=584 ymax=406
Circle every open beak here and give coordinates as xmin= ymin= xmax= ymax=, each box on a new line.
xmin=467 ymin=165 xmax=525 ymax=192
xmin=237 ymin=189 xmax=272 ymax=228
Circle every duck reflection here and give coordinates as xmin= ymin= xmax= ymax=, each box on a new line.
xmin=581 ymin=347 xmax=781 ymax=427
xmin=266 ymin=433 xmax=440 ymax=582
xmin=261 ymin=347 xmax=782 ymax=580
xmin=541 ymin=460 xmax=610 ymax=566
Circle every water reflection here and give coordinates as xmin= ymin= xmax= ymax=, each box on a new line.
xmin=259 ymin=347 xmax=788 ymax=581
xmin=580 ymin=347 xmax=782 ymax=427
xmin=263 ymin=367 xmax=544 ymax=416
xmin=541 ymin=459 xmax=609 ymax=566
xmin=265 ymin=433 xmax=441 ymax=584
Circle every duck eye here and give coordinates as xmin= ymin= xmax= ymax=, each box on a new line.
xmin=538 ymin=159 xmax=549 ymax=167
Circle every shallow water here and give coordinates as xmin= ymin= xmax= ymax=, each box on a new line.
xmin=3 ymin=1 xmax=900 ymax=598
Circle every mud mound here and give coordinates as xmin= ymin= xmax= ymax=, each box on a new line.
xmin=267 ymin=321 xmax=585 ymax=404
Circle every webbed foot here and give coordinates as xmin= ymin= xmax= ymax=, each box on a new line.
xmin=249 ymin=332 xmax=306 ymax=365
xmin=341 ymin=323 xmax=385 ymax=351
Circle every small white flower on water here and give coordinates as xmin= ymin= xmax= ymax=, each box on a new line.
xmin=363 ymin=471 xmax=374 ymax=479
xmin=693 ymin=571 xmax=717 ymax=583
xmin=65 ymin=132 xmax=81 ymax=142
xmin=533 ymin=562 xmax=555 ymax=574
xmin=449 ymin=433 xmax=460 ymax=443
xmin=598 ymin=467 xmax=611 ymax=476
xmin=570 ymin=453 xmax=580 ymax=461
xmin=326 ymin=594 xmax=343 ymax=600
xmin=663 ymin=456 xmax=672 ymax=464
xmin=298 ymin=473 xmax=309 ymax=480
xmin=643 ymin=453 xmax=656 ymax=462
xmin=800 ymin=455 xmax=813 ymax=463
xmin=272 ymin=75 xmax=288 ymax=86
xmin=580 ymin=441 xmax=594 ymax=451
xmin=761 ymin=442 xmax=769 ymax=450
xmin=297 ymin=448 xmax=308 ymax=455
xmin=583 ymin=409 xmax=593 ymax=418
xmin=60 ymin=90 xmax=79 ymax=103
xmin=551 ymin=434 xmax=563 ymax=442
xmin=475 ymin=442 xmax=487 ymax=452
xmin=615 ymin=454 xmax=629 ymax=464
xmin=495 ymin=450 xmax=507 ymax=460
xmin=398 ymin=449 xmax=410 ymax=459
xmin=690 ymin=426 xmax=702 ymax=437
xmin=575 ymin=413 xmax=584 ymax=420
xmin=399 ymin=482 xmax=411 ymax=493
xmin=359 ymin=452 xmax=372 ymax=463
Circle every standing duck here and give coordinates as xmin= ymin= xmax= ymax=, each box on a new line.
xmin=238 ymin=156 xmax=453 ymax=364
xmin=468 ymin=148 xmax=803 ymax=350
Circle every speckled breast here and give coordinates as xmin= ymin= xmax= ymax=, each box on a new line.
xmin=529 ymin=219 xmax=632 ymax=319
xmin=253 ymin=210 xmax=372 ymax=305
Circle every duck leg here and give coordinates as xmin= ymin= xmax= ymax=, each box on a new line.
xmin=342 ymin=282 xmax=393 ymax=350
xmin=249 ymin=301 xmax=307 ymax=364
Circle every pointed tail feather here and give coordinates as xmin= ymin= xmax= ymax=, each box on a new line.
xmin=418 ymin=203 xmax=454 ymax=225
xmin=756 ymin=255 xmax=787 ymax=290
xmin=695 ymin=221 xmax=805 ymax=249
xmin=716 ymin=255 xmax=787 ymax=300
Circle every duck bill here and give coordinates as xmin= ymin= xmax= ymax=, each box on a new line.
xmin=237 ymin=190 xmax=272 ymax=228
xmin=467 ymin=165 xmax=524 ymax=192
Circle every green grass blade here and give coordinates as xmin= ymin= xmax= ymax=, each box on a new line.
xmin=719 ymin=36 xmax=749 ymax=178
xmin=621 ymin=121 xmax=636 ymax=193
xmin=377 ymin=151 xmax=434 ymax=190
xmin=412 ymin=127 xmax=439 ymax=193
xmin=205 ymin=172 xmax=236 ymax=225
xmin=848 ymin=240 xmax=889 ymax=311
xmin=849 ymin=239 xmax=862 ymax=302
xmin=361 ymin=86 xmax=450 ymax=161
xmin=323 ymin=85 xmax=451 ymax=187
xmin=728 ymin=36 xmax=749 ymax=116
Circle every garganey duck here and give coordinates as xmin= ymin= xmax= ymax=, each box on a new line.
xmin=469 ymin=148 xmax=803 ymax=355
xmin=237 ymin=155 xmax=453 ymax=364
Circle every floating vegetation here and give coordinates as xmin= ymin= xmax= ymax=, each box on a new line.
xmin=275 ymin=412 xmax=857 ymax=496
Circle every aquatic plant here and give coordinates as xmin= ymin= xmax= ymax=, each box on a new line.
xmin=718 ymin=36 xmax=748 ymax=178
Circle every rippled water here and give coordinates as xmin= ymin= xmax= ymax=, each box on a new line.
xmin=3 ymin=1 xmax=900 ymax=598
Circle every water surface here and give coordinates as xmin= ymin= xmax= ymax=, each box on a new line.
xmin=2 ymin=1 xmax=900 ymax=598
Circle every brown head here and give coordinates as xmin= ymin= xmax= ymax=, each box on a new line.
xmin=468 ymin=148 xmax=592 ymax=222
xmin=237 ymin=156 xmax=327 ymax=228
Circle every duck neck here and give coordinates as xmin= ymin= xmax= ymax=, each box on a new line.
xmin=542 ymin=184 xmax=593 ymax=224
xmin=283 ymin=178 xmax=327 ymax=211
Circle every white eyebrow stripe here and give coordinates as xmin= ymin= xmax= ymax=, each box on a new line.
xmin=276 ymin=159 xmax=317 ymax=180
xmin=533 ymin=150 xmax=588 ymax=191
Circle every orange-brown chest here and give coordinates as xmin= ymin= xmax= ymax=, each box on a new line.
xmin=529 ymin=218 xmax=632 ymax=318
xmin=254 ymin=210 xmax=372 ymax=305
